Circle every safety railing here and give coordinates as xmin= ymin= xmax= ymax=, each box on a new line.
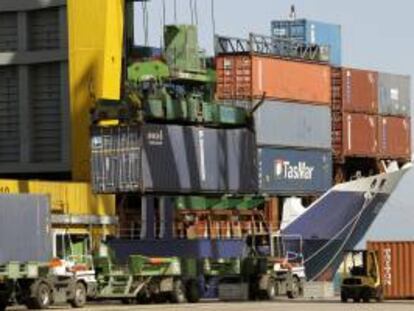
xmin=215 ymin=33 xmax=330 ymax=63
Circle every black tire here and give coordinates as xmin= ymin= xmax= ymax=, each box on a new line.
xmin=185 ymin=279 xmax=200 ymax=303
xmin=153 ymin=294 xmax=168 ymax=304
xmin=362 ymin=290 xmax=370 ymax=303
xmin=376 ymin=287 xmax=384 ymax=302
xmin=0 ymin=301 xmax=7 ymax=311
xmin=69 ymin=282 xmax=87 ymax=308
xmin=121 ymin=298 xmax=134 ymax=305
xmin=170 ymin=279 xmax=186 ymax=304
xmin=136 ymin=290 xmax=152 ymax=305
xmin=267 ymin=278 xmax=278 ymax=300
xmin=340 ymin=292 xmax=347 ymax=303
xmin=287 ymin=277 xmax=301 ymax=299
xmin=27 ymin=282 xmax=52 ymax=310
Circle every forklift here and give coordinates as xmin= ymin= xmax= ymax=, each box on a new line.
xmin=340 ymin=250 xmax=383 ymax=303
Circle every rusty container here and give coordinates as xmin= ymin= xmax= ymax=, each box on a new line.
xmin=216 ymin=54 xmax=331 ymax=104
xmin=335 ymin=112 xmax=378 ymax=157
xmin=378 ymin=116 xmax=411 ymax=159
xmin=341 ymin=68 xmax=378 ymax=114
xmin=367 ymin=241 xmax=414 ymax=299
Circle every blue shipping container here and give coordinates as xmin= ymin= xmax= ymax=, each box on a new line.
xmin=271 ymin=19 xmax=341 ymax=66
xmin=258 ymin=148 xmax=332 ymax=195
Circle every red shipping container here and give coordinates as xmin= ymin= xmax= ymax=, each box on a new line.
xmin=216 ymin=54 xmax=331 ymax=104
xmin=341 ymin=68 xmax=378 ymax=114
xmin=335 ymin=112 xmax=378 ymax=157
xmin=367 ymin=241 xmax=414 ymax=299
xmin=378 ymin=116 xmax=411 ymax=159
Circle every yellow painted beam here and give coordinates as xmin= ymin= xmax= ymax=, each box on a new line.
xmin=67 ymin=0 xmax=125 ymax=181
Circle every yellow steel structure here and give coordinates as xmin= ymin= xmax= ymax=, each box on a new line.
xmin=0 ymin=180 xmax=116 ymax=217
xmin=67 ymin=0 xmax=125 ymax=180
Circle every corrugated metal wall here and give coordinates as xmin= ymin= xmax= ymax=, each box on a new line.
xmin=255 ymin=101 xmax=332 ymax=149
xmin=91 ymin=124 xmax=258 ymax=194
xmin=0 ymin=0 xmax=70 ymax=175
xmin=0 ymin=194 xmax=52 ymax=263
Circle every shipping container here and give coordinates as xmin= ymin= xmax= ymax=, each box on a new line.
xmin=367 ymin=241 xmax=414 ymax=299
xmin=0 ymin=1 xmax=71 ymax=176
xmin=216 ymin=54 xmax=331 ymax=104
xmin=339 ymin=68 xmax=378 ymax=114
xmin=91 ymin=124 xmax=258 ymax=194
xmin=333 ymin=112 xmax=378 ymax=158
xmin=378 ymin=72 xmax=411 ymax=117
xmin=378 ymin=116 xmax=411 ymax=159
xmin=255 ymin=101 xmax=331 ymax=149
xmin=271 ymin=19 xmax=342 ymax=66
xmin=0 ymin=179 xmax=115 ymax=217
xmin=0 ymin=194 xmax=51 ymax=263
xmin=258 ymin=148 xmax=332 ymax=195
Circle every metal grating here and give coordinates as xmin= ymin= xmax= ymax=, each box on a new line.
xmin=0 ymin=66 xmax=19 ymax=163
xmin=0 ymin=12 xmax=18 ymax=52
xmin=27 ymin=7 xmax=60 ymax=51
xmin=29 ymin=63 xmax=62 ymax=162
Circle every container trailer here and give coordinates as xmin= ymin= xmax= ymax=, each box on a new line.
xmin=0 ymin=194 xmax=90 ymax=310
xmin=218 ymin=233 xmax=306 ymax=301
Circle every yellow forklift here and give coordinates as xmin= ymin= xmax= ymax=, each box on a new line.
xmin=340 ymin=250 xmax=383 ymax=303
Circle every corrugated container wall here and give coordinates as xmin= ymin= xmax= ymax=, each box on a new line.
xmin=0 ymin=1 xmax=70 ymax=175
xmin=378 ymin=73 xmax=411 ymax=117
xmin=0 ymin=179 xmax=115 ymax=216
xmin=341 ymin=68 xmax=378 ymax=114
xmin=367 ymin=241 xmax=414 ymax=299
xmin=216 ymin=55 xmax=331 ymax=104
xmin=255 ymin=101 xmax=331 ymax=149
xmin=91 ymin=125 xmax=258 ymax=194
xmin=271 ymin=19 xmax=342 ymax=66
xmin=258 ymin=148 xmax=332 ymax=195
xmin=335 ymin=113 xmax=378 ymax=157
xmin=0 ymin=194 xmax=51 ymax=263
xmin=378 ymin=116 xmax=411 ymax=159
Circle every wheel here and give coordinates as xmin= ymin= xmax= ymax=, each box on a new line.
xmin=0 ymin=301 xmax=7 ymax=311
xmin=376 ymin=288 xmax=384 ymax=302
xmin=353 ymin=297 xmax=360 ymax=303
xmin=362 ymin=290 xmax=371 ymax=303
xmin=287 ymin=277 xmax=301 ymax=299
xmin=136 ymin=290 xmax=152 ymax=305
xmin=26 ymin=282 xmax=52 ymax=310
xmin=340 ymin=292 xmax=348 ymax=303
xmin=170 ymin=279 xmax=186 ymax=304
xmin=152 ymin=293 xmax=168 ymax=304
xmin=121 ymin=298 xmax=134 ymax=305
xmin=267 ymin=278 xmax=278 ymax=300
xmin=69 ymin=282 xmax=87 ymax=308
xmin=185 ymin=279 xmax=200 ymax=303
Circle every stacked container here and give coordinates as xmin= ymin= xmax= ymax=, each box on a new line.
xmin=332 ymin=67 xmax=411 ymax=161
xmin=377 ymin=73 xmax=411 ymax=159
xmin=216 ymin=54 xmax=333 ymax=196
